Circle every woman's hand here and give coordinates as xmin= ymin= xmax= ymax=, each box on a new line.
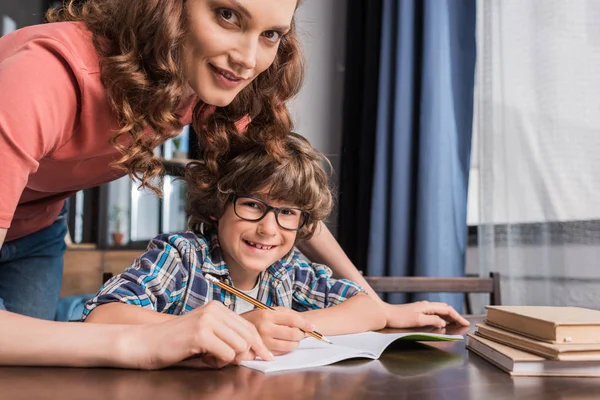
xmin=120 ymin=301 xmax=273 ymax=369
xmin=381 ymin=301 xmax=470 ymax=329
xmin=241 ymin=307 xmax=315 ymax=355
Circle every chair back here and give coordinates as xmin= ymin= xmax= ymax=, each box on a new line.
xmin=365 ymin=272 xmax=501 ymax=314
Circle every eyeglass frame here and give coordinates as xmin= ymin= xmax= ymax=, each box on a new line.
xmin=231 ymin=194 xmax=310 ymax=231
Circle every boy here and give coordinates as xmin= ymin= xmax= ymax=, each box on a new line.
xmin=84 ymin=133 xmax=386 ymax=355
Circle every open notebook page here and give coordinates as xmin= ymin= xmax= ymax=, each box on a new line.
xmin=241 ymin=331 xmax=463 ymax=373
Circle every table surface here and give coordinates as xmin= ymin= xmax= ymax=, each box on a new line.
xmin=2 ymin=316 xmax=600 ymax=400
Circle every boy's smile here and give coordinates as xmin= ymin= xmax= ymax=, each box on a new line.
xmin=243 ymin=239 xmax=276 ymax=251
xmin=217 ymin=195 xmax=300 ymax=290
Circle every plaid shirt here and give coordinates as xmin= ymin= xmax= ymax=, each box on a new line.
xmin=83 ymin=231 xmax=364 ymax=319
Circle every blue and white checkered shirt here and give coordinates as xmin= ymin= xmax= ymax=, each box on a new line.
xmin=83 ymin=231 xmax=364 ymax=319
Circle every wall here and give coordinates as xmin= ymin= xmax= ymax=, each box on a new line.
xmin=0 ymin=0 xmax=46 ymax=34
xmin=289 ymin=0 xmax=347 ymax=236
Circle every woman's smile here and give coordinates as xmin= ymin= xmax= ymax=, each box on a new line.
xmin=209 ymin=63 xmax=245 ymax=88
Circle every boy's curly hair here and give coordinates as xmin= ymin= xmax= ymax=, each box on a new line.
xmin=47 ymin=0 xmax=303 ymax=195
xmin=185 ymin=133 xmax=332 ymax=241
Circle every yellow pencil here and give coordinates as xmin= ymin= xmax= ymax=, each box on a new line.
xmin=205 ymin=274 xmax=332 ymax=344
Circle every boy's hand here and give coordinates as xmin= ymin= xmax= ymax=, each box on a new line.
xmin=381 ymin=301 xmax=470 ymax=329
xmin=241 ymin=307 xmax=315 ymax=355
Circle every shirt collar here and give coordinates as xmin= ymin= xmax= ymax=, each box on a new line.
xmin=197 ymin=230 xmax=230 ymax=278
xmin=265 ymin=249 xmax=297 ymax=280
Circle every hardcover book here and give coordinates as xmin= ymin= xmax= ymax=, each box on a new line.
xmin=485 ymin=306 xmax=600 ymax=344
xmin=467 ymin=334 xmax=600 ymax=377
xmin=476 ymin=322 xmax=600 ymax=361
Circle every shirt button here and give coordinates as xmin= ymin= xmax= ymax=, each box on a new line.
xmin=224 ymin=298 xmax=232 ymax=306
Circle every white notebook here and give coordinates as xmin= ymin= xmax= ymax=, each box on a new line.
xmin=241 ymin=331 xmax=463 ymax=373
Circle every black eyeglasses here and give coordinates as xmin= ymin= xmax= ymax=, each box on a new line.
xmin=232 ymin=195 xmax=310 ymax=231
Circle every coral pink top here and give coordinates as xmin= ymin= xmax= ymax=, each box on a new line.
xmin=0 ymin=22 xmax=196 ymax=241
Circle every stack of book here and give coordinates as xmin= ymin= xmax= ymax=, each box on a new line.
xmin=467 ymin=305 xmax=600 ymax=377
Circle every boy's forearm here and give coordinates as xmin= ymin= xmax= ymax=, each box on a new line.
xmin=85 ymin=302 xmax=176 ymax=325
xmin=300 ymin=294 xmax=386 ymax=335
xmin=297 ymin=223 xmax=384 ymax=305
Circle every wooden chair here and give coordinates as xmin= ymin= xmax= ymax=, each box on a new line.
xmin=365 ymin=272 xmax=501 ymax=314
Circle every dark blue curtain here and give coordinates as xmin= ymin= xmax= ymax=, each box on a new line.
xmin=365 ymin=0 xmax=476 ymax=310
xmin=338 ymin=1 xmax=383 ymax=269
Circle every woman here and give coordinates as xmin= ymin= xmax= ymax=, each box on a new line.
xmin=0 ymin=0 xmax=466 ymax=369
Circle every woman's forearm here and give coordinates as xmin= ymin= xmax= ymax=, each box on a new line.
xmin=85 ymin=302 xmax=176 ymax=325
xmin=297 ymin=223 xmax=384 ymax=304
xmin=2 ymin=303 xmax=274 ymax=369
xmin=0 ymin=310 xmax=131 ymax=367
xmin=300 ymin=294 xmax=386 ymax=335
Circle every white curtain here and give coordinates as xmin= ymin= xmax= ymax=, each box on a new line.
xmin=475 ymin=0 xmax=600 ymax=309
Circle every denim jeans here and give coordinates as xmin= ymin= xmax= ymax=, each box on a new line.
xmin=0 ymin=202 xmax=68 ymax=320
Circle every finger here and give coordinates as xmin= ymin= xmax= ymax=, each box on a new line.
xmin=247 ymin=335 xmax=273 ymax=361
xmin=270 ymin=311 xmax=315 ymax=332
xmin=443 ymin=313 xmax=470 ymax=326
xmin=233 ymin=348 xmax=256 ymax=365
xmin=213 ymin=320 xmax=253 ymax=356
xmin=202 ymin=353 xmax=230 ymax=369
xmin=424 ymin=303 xmax=470 ymax=326
xmin=197 ymin=335 xmax=237 ymax=365
xmin=176 ymin=357 xmax=214 ymax=369
xmin=268 ymin=323 xmax=306 ymax=342
xmin=417 ymin=314 xmax=448 ymax=328
xmin=213 ymin=305 xmax=266 ymax=346
xmin=193 ymin=306 xmax=249 ymax=362
xmin=268 ymin=338 xmax=302 ymax=355
xmin=447 ymin=310 xmax=470 ymax=326
xmin=221 ymin=312 xmax=274 ymax=361
xmin=200 ymin=308 xmax=256 ymax=357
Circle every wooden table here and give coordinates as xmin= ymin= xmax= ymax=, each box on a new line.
xmin=2 ymin=317 xmax=599 ymax=400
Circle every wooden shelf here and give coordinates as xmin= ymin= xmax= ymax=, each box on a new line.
xmin=66 ymin=243 xmax=97 ymax=251
xmin=62 ymin=249 xmax=145 ymax=297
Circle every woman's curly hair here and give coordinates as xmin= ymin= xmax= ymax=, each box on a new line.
xmin=185 ymin=133 xmax=333 ymax=242
xmin=46 ymin=0 xmax=304 ymax=195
